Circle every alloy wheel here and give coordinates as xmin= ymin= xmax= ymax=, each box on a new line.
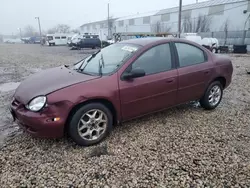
xmin=208 ymin=85 xmax=222 ymax=106
xmin=77 ymin=109 xmax=108 ymax=141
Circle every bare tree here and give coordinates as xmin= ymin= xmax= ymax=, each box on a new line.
xmin=182 ymin=16 xmax=193 ymax=33
xmin=223 ymin=19 xmax=229 ymax=45
xmin=182 ymin=14 xmax=211 ymax=33
xmin=200 ymin=15 xmax=211 ymax=32
xmin=47 ymin=27 xmax=57 ymax=34
xmin=151 ymin=21 xmax=171 ymax=33
xmin=47 ymin=24 xmax=71 ymax=34
xmin=56 ymin=24 xmax=71 ymax=33
xmin=154 ymin=21 xmax=161 ymax=33
xmin=71 ymin=29 xmax=80 ymax=34
xmin=23 ymin=25 xmax=37 ymax=37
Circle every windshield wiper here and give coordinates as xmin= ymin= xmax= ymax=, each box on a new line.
xmin=78 ymin=49 xmax=101 ymax=71
xmin=99 ymin=53 xmax=105 ymax=76
xmin=87 ymin=49 xmax=101 ymax=63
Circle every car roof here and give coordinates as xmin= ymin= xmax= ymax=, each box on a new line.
xmin=118 ymin=37 xmax=201 ymax=47
xmin=119 ymin=37 xmax=173 ymax=46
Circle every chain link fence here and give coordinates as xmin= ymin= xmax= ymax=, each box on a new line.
xmin=198 ymin=30 xmax=250 ymax=46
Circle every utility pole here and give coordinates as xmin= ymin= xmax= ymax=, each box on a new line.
xmin=35 ymin=17 xmax=42 ymax=45
xmin=178 ymin=0 xmax=182 ymax=38
xmin=107 ymin=3 xmax=110 ymax=40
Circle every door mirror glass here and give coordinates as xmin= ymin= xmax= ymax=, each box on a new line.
xmin=123 ymin=68 xmax=146 ymax=80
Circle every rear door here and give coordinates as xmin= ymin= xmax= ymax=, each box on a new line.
xmin=118 ymin=43 xmax=178 ymax=120
xmin=174 ymin=42 xmax=214 ymax=104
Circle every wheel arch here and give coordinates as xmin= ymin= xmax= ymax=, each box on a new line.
xmin=212 ymin=76 xmax=226 ymax=88
xmin=65 ymin=98 xmax=118 ymax=132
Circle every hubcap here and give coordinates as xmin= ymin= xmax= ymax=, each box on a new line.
xmin=208 ymin=85 xmax=222 ymax=106
xmin=78 ymin=109 xmax=108 ymax=141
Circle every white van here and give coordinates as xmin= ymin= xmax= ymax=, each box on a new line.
xmin=180 ymin=33 xmax=203 ymax=45
xmin=46 ymin=33 xmax=71 ymax=46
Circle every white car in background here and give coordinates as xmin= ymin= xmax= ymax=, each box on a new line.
xmin=201 ymin=38 xmax=220 ymax=53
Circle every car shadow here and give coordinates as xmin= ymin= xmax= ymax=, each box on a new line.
xmin=1 ymin=101 xmax=203 ymax=153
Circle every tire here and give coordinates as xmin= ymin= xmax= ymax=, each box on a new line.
xmin=200 ymin=81 xmax=223 ymax=110
xmin=68 ymin=103 xmax=113 ymax=146
xmin=49 ymin=43 xmax=51 ymax=46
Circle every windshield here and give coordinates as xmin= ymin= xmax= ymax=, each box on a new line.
xmin=74 ymin=43 xmax=141 ymax=75
xmin=47 ymin=36 xmax=53 ymax=41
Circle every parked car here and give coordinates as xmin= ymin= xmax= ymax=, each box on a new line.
xmin=201 ymin=38 xmax=219 ymax=53
xmin=68 ymin=34 xmax=82 ymax=47
xmin=10 ymin=38 xmax=233 ymax=146
xmin=75 ymin=38 xmax=101 ymax=49
xmin=4 ymin=40 xmax=15 ymax=44
xmin=101 ymin=40 xmax=111 ymax=48
xmin=29 ymin=36 xmax=41 ymax=44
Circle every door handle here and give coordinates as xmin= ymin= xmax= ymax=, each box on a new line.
xmin=204 ymin=71 xmax=210 ymax=75
xmin=166 ymin=78 xmax=175 ymax=83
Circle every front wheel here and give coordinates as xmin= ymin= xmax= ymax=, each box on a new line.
xmin=200 ymin=81 xmax=223 ymax=110
xmin=68 ymin=103 xmax=113 ymax=146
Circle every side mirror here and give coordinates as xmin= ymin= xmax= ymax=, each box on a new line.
xmin=122 ymin=68 xmax=146 ymax=80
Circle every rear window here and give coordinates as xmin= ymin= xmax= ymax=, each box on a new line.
xmin=55 ymin=37 xmax=60 ymax=39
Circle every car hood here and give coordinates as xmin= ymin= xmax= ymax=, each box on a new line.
xmin=14 ymin=66 xmax=99 ymax=104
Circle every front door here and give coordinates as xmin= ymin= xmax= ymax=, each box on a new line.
xmin=118 ymin=43 xmax=178 ymax=120
xmin=174 ymin=42 xmax=214 ymax=104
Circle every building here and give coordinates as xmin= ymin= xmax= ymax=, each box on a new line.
xmin=80 ymin=0 xmax=250 ymax=39
xmin=80 ymin=18 xmax=117 ymax=40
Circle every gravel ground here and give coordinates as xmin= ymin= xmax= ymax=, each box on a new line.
xmin=0 ymin=44 xmax=250 ymax=187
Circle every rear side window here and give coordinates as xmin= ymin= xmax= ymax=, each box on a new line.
xmin=175 ymin=42 xmax=206 ymax=67
xmin=84 ymin=39 xmax=92 ymax=43
xmin=55 ymin=37 xmax=60 ymax=39
xmin=61 ymin=36 xmax=66 ymax=39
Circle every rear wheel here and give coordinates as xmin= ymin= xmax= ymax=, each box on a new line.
xmin=68 ymin=103 xmax=113 ymax=146
xmin=200 ymin=81 xmax=223 ymax=110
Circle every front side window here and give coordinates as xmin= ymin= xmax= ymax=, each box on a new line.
xmin=175 ymin=42 xmax=206 ymax=67
xmin=73 ymin=43 xmax=141 ymax=75
xmin=130 ymin=43 xmax=172 ymax=75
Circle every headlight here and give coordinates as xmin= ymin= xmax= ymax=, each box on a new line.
xmin=26 ymin=96 xmax=46 ymax=112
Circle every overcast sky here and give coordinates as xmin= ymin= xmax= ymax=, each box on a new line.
xmin=0 ymin=0 xmax=208 ymax=35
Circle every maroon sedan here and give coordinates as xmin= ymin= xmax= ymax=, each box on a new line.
xmin=10 ymin=38 xmax=233 ymax=146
